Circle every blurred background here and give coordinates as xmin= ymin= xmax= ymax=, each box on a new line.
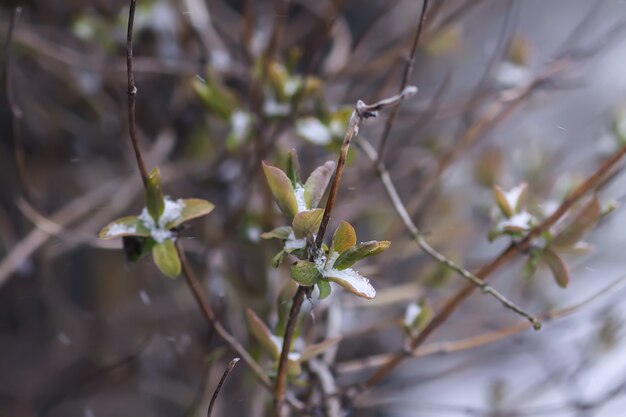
xmin=2 ymin=1 xmax=626 ymax=416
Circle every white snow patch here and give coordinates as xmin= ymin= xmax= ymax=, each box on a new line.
xmin=404 ymin=303 xmax=422 ymax=328
xmin=138 ymin=197 xmax=185 ymax=243
xmin=498 ymin=210 xmax=532 ymax=230
xmin=230 ymin=110 xmax=251 ymax=141
xmin=106 ymin=223 xmax=137 ymax=237
xmin=264 ymin=99 xmax=291 ymax=116
xmin=296 ymin=117 xmax=331 ymax=145
xmin=294 ymin=184 xmax=307 ymax=212
xmin=324 ymin=268 xmax=376 ymax=299
xmin=284 ymin=78 xmax=301 ymax=97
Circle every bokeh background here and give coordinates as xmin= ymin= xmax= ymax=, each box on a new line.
xmin=2 ymin=1 xmax=626 ymax=416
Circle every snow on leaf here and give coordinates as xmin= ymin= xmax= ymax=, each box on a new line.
xmin=99 ymin=216 xmax=150 ymax=239
xmin=324 ymin=268 xmax=376 ymax=299
xmin=166 ymin=198 xmax=214 ymax=229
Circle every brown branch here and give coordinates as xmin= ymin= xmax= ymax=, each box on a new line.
xmin=207 ymin=357 xmax=240 ymax=417
xmin=376 ymin=0 xmax=429 ymax=161
xmin=126 ymin=0 xmax=149 ymax=187
xmin=273 ymin=86 xmax=418 ymax=415
xmin=364 ymin=140 xmax=626 ymax=387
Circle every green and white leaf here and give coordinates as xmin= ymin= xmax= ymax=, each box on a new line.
xmin=99 ymin=216 xmax=150 ymax=239
xmin=324 ymin=268 xmax=376 ymax=299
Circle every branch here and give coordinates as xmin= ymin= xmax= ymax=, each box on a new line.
xmin=207 ymin=357 xmax=240 ymax=417
xmin=126 ymin=0 xmax=149 ymax=187
xmin=273 ymin=86 xmax=418 ymax=415
xmin=376 ymin=0 xmax=429 ymax=161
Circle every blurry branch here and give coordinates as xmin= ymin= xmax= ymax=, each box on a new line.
xmin=406 ymin=57 xmax=572 ymax=216
xmin=126 ymin=0 xmax=148 ymax=187
xmin=337 ymin=273 xmax=626 ymax=374
xmin=274 ymin=87 xmax=418 ymax=415
xmin=308 ymin=359 xmax=341 ymax=417
xmin=376 ymin=0 xmax=429 ymax=162
xmin=358 ymin=138 xmax=540 ymax=326
xmin=207 ymin=358 xmax=240 ymax=417
xmin=365 ymin=138 xmax=626 ymax=387
xmin=3 ymin=7 xmax=34 ymax=203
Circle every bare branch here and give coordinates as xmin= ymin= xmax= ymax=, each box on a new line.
xmin=207 ymin=358 xmax=240 ymax=417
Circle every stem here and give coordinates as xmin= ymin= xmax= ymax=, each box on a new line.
xmin=126 ymin=0 xmax=149 ymax=187
xmin=176 ymin=243 xmax=273 ymax=391
xmin=207 ymin=357 xmax=240 ymax=417
xmin=273 ymin=87 xmax=418 ymax=414
xmin=376 ymin=0 xmax=429 ymax=162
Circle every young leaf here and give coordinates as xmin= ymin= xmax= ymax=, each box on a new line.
xmin=286 ymin=149 xmax=301 ymax=187
xmin=330 ymin=221 xmax=356 ymax=255
xmin=146 ymin=167 xmax=165 ymax=223
xmin=290 ymin=260 xmax=321 ymax=286
xmin=333 ymin=240 xmax=391 ymax=270
xmin=541 ymin=248 xmax=569 ymax=288
xmin=99 ymin=216 xmax=150 ymax=239
xmin=493 ymin=185 xmax=514 ymax=218
xmin=246 ymin=309 xmax=280 ymax=359
xmin=261 ymin=226 xmax=293 ymax=240
xmin=165 ymin=198 xmax=214 ymax=229
xmin=271 ymin=250 xmax=288 ymax=268
xmin=317 ymin=279 xmax=332 ymax=300
xmin=299 ymin=337 xmax=342 ymax=362
xmin=262 ymin=161 xmax=298 ymax=219
xmin=292 ymin=208 xmax=324 ymax=239
xmin=304 ymin=161 xmax=336 ymax=209
xmin=325 ymin=268 xmax=376 ymax=299
xmin=552 ymin=197 xmax=601 ymax=248
xmin=152 ymin=239 xmax=181 ymax=278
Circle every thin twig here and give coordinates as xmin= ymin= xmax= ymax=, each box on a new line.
xmin=3 ymin=7 xmax=33 ymax=202
xmin=376 ymin=0 xmax=429 ymax=162
xmin=207 ymin=358 xmax=240 ymax=417
xmin=363 ymin=140 xmax=626 ymax=387
xmin=274 ymin=86 xmax=418 ymax=415
xmin=360 ymin=138 xmax=540 ymax=327
xmin=126 ymin=0 xmax=149 ymax=186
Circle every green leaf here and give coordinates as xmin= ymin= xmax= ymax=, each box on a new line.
xmin=493 ymin=185 xmax=513 ymax=218
xmin=299 ymin=337 xmax=342 ymax=362
xmin=333 ymin=240 xmax=391 ymax=270
xmin=152 ymin=239 xmax=181 ymax=278
xmin=286 ymin=149 xmax=301 ymax=187
xmin=304 ymin=161 xmax=335 ymax=209
xmin=325 ymin=268 xmax=376 ymax=299
xmin=165 ymin=198 xmax=215 ymax=229
xmin=261 ymin=226 xmax=293 ymax=240
xmin=271 ymin=250 xmax=288 ymax=268
xmin=290 ymin=260 xmax=321 ymax=286
xmin=541 ymin=248 xmax=569 ymax=288
xmin=317 ymin=279 xmax=332 ymax=300
xmin=246 ymin=309 xmax=280 ymax=359
xmin=146 ymin=167 xmax=165 ymax=223
xmin=287 ymin=357 xmax=303 ymax=377
xmin=262 ymin=161 xmax=298 ymax=219
xmin=330 ymin=221 xmax=356 ymax=255
xmin=99 ymin=216 xmax=150 ymax=239
xmin=552 ymin=197 xmax=601 ymax=248
xmin=292 ymin=208 xmax=324 ymax=239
